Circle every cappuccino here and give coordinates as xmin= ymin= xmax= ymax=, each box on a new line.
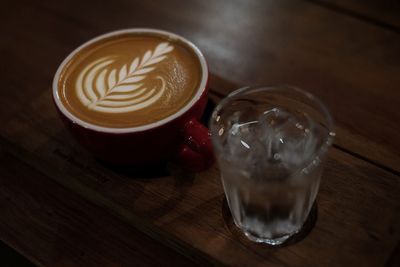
xmin=57 ymin=31 xmax=202 ymax=128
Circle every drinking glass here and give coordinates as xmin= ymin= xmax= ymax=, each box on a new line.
xmin=210 ymin=85 xmax=334 ymax=245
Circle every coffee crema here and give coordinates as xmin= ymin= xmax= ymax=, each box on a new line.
xmin=58 ymin=32 xmax=202 ymax=128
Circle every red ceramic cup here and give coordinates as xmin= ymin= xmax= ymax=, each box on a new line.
xmin=52 ymin=29 xmax=213 ymax=171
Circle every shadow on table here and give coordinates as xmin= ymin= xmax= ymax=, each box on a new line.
xmin=221 ymin=197 xmax=318 ymax=248
xmin=97 ymin=97 xmax=217 ymax=179
xmin=0 ymin=240 xmax=37 ymax=267
xmin=92 ymin=98 xmax=218 ymax=219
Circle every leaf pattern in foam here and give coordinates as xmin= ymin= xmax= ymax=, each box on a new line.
xmin=129 ymin=58 xmax=139 ymax=73
xmin=118 ymin=65 xmax=128 ymax=82
xmin=107 ymin=69 xmax=117 ymax=89
xmin=121 ymin=75 xmax=146 ymax=84
xmin=96 ymin=69 xmax=107 ymax=97
xmin=133 ymin=67 xmax=155 ymax=75
xmin=110 ymin=83 xmax=143 ymax=94
xmin=76 ymin=42 xmax=174 ymax=113
xmin=141 ymin=50 xmax=152 ymax=66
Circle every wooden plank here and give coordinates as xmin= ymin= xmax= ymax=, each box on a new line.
xmin=210 ymin=73 xmax=400 ymax=177
xmin=1 ymin=0 xmax=399 ymax=173
xmin=2 ymin=110 xmax=400 ymax=266
xmin=0 ymin=152 xmax=200 ymax=267
xmin=308 ymin=0 xmax=400 ymax=30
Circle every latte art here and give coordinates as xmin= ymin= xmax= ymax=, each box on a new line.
xmin=57 ymin=32 xmax=202 ymax=128
xmin=76 ymin=42 xmax=173 ymax=113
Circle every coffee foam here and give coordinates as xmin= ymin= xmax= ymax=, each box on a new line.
xmin=76 ymin=42 xmax=173 ymax=113
xmin=58 ymin=33 xmax=202 ymax=128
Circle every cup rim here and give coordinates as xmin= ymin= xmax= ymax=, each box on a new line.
xmin=209 ymin=85 xmax=335 ymax=172
xmin=52 ymin=28 xmax=208 ymax=134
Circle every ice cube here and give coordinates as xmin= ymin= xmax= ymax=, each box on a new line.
xmin=222 ymin=106 xmax=319 ymax=181
xmin=256 ymin=107 xmax=318 ymax=170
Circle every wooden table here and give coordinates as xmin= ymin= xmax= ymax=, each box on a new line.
xmin=1 ymin=0 xmax=400 ymax=266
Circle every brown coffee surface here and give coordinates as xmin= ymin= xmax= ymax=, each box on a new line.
xmin=58 ymin=32 xmax=202 ymax=128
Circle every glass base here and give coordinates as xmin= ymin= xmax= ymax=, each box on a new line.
xmin=223 ymin=199 xmax=318 ymax=247
xmin=243 ymin=230 xmax=296 ymax=246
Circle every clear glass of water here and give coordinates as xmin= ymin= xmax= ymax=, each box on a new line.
xmin=210 ymin=85 xmax=334 ymax=245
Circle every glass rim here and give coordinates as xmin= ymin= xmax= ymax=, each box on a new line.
xmin=209 ymin=85 xmax=335 ymax=171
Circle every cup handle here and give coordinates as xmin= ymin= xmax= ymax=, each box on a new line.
xmin=178 ymin=119 xmax=214 ymax=172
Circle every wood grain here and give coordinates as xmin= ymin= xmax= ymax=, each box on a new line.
xmin=0 ymin=151 xmax=200 ymax=267
xmin=309 ymin=0 xmax=400 ymax=30
xmin=210 ymin=73 xmax=400 ymax=177
xmin=1 ymin=105 xmax=400 ymax=266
